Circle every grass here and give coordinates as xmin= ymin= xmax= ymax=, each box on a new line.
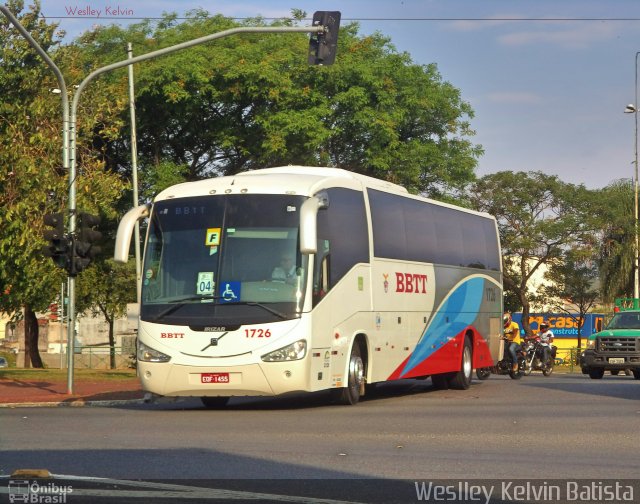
xmin=0 ymin=368 xmax=137 ymax=381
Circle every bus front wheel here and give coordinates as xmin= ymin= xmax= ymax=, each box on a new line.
xmin=332 ymin=344 xmax=364 ymax=405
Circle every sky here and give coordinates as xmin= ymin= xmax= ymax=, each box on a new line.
xmin=31 ymin=0 xmax=640 ymax=189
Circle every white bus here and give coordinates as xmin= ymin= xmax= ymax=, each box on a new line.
xmin=115 ymin=166 xmax=502 ymax=406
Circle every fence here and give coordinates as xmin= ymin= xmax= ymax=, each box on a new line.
xmin=73 ymin=346 xmax=134 ymax=370
xmin=20 ymin=346 xmax=134 ymax=370
xmin=553 ymin=346 xmax=583 ymax=372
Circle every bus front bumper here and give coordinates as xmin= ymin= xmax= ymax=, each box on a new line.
xmin=138 ymin=360 xmax=309 ymax=398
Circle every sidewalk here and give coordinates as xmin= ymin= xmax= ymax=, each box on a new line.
xmin=0 ymin=372 xmax=145 ymax=407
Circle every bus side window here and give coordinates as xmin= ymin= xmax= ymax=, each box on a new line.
xmin=313 ymin=241 xmax=331 ymax=306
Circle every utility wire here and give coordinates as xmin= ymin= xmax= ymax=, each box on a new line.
xmin=40 ymin=16 xmax=640 ymax=22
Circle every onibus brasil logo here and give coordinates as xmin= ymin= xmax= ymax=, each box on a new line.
xmin=8 ymin=479 xmax=73 ymax=503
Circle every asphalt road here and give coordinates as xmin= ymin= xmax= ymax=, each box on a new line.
xmin=1 ymin=372 xmax=639 ymax=502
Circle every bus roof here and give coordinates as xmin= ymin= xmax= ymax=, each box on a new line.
xmin=155 ymin=166 xmax=406 ymax=200
xmin=154 ymin=166 xmax=495 ymax=221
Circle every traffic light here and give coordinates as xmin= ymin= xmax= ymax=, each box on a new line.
xmin=72 ymin=212 xmax=102 ymax=275
xmin=42 ymin=212 xmax=70 ymax=271
xmin=308 ymin=11 xmax=341 ymax=65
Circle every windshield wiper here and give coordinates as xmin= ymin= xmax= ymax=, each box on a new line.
xmin=153 ymin=294 xmax=220 ymax=320
xmin=151 ymin=296 xmax=289 ymax=321
xmin=224 ymin=301 xmax=289 ymax=320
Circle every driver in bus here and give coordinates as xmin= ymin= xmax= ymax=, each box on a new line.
xmin=271 ymin=255 xmax=297 ymax=285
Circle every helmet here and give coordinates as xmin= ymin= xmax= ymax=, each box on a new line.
xmin=503 ymin=314 xmax=512 ymax=327
xmin=540 ymin=323 xmax=549 ymax=331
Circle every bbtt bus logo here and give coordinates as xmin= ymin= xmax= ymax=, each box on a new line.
xmin=395 ymin=272 xmax=427 ymax=294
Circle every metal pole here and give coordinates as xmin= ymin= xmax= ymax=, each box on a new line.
xmin=635 ymin=52 xmax=639 ymax=309
xmin=59 ymin=282 xmax=64 ymax=368
xmin=0 ymin=6 xmax=74 ymax=392
xmin=127 ymin=43 xmax=142 ymax=303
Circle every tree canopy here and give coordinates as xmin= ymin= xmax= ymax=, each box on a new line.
xmin=595 ymin=179 xmax=635 ymax=301
xmin=468 ymin=171 xmax=596 ymax=334
xmin=70 ymin=10 xmax=482 ymax=198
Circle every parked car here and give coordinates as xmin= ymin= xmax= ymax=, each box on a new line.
xmin=0 ymin=357 xmax=8 ymax=368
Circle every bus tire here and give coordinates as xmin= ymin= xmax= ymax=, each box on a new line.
xmin=201 ymin=396 xmax=229 ymax=408
xmin=447 ymin=337 xmax=473 ymax=390
xmin=332 ymin=343 xmax=365 ymax=405
xmin=431 ymin=374 xmax=449 ymax=390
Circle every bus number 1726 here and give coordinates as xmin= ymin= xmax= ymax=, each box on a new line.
xmin=245 ymin=328 xmax=271 ymax=338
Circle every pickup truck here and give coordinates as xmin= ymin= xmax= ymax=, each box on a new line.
xmin=580 ymin=308 xmax=640 ymax=379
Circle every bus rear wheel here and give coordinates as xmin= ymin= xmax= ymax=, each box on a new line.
xmin=447 ymin=337 xmax=473 ymax=390
xmin=332 ymin=344 xmax=364 ymax=405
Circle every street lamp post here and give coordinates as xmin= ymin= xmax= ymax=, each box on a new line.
xmin=624 ymin=52 xmax=640 ymax=308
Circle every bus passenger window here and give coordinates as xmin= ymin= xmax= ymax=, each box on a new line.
xmin=313 ymin=240 xmax=331 ymax=306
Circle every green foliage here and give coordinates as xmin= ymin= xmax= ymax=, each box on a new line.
xmin=0 ymin=1 xmax=126 ymax=325
xmin=594 ymin=179 xmax=635 ymax=301
xmin=468 ymin=171 xmax=595 ymax=333
xmin=0 ymin=0 xmax=67 ymax=316
xmin=76 ymin=259 xmax=136 ymax=320
xmin=139 ymin=160 xmax=190 ymax=201
xmin=75 ymin=259 xmax=136 ymax=369
xmin=544 ymin=251 xmax=599 ymax=317
xmin=70 ymin=11 xmax=481 ymax=198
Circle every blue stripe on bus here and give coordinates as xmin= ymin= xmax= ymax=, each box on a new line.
xmin=401 ymin=277 xmax=485 ymax=377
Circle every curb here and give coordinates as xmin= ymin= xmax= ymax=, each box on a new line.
xmin=0 ymin=398 xmax=146 ymax=408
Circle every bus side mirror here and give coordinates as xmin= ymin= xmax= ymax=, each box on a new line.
xmin=300 ymin=192 xmax=329 ymax=254
xmin=114 ymin=204 xmax=150 ymax=263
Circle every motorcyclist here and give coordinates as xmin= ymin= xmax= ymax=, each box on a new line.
xmin=537 ymin=322 xmax=555 ymax=370
xmin=503 ymin=313 xmax=521 ymax=372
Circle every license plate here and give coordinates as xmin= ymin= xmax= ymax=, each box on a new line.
xmin=608 ymin=358 xmax=625 ymax=364
xmin=201 ymin=373 xmax=230 ymax=384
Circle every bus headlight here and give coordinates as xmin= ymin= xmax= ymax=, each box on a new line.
xmin=261 ymin=340 xmax=307 ymax=362
xmin=138 ymin=341 xmax=171 ymax=363
xmin=586 ymin=340 xmax=595 ymax=349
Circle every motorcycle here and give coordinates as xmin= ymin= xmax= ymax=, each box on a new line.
xmin=522 ymin=336 xmax=555 ymax=377
xmin=476 ymin=338 xmax=526 ymax=380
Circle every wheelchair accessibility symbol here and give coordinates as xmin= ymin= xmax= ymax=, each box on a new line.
xmin=220 ymin=282 xmax=241 ymax=303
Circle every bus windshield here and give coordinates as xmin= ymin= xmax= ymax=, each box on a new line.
xmin=141 ymin=194 xmax=309 ymax=326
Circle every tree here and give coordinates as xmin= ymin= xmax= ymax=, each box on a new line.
xmin=0 ymin=0 xmax=65 ymax=367
xmin=76 ymin=259 xmax=136 ymax=369
xmin=468 ymin=171 xmax=594 ymax=336
xmin=70 ymin=10 xmax=482 ymax=198
xmin=543 ymin=250 xmax=599 ymax=349
xmin=595 ymin=179 xmax=635 ymax=302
